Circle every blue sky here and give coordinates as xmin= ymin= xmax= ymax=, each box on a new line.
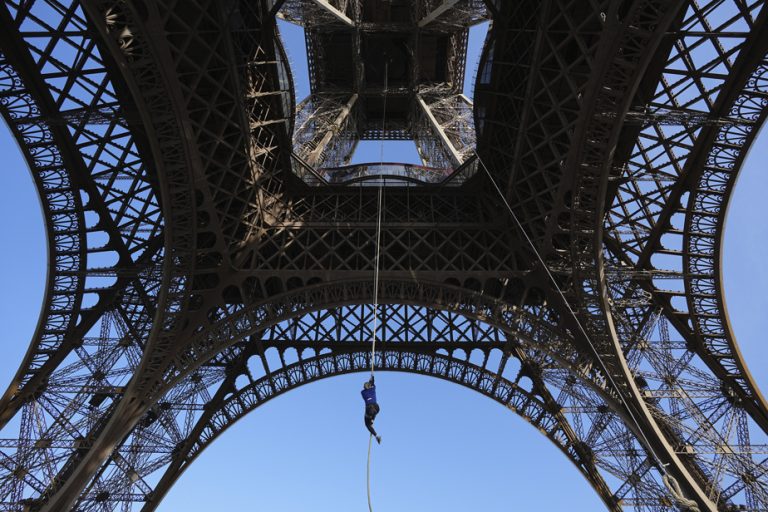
xmin=0 ymin=15 xmax=766 ymax=512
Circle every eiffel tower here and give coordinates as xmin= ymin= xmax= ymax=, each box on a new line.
xmin=0 ymin=0 xmax=767 ymax=510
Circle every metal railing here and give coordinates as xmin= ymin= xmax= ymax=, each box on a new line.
xmin=291 ymin=154 xmax=479 ymax=187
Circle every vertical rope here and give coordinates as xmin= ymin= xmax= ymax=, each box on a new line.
xmin=366 ymin=433 xmax=374 ymax=512
xmin=366 ymin=60 xmax=389 ymax=512
xmin=370 ymin=185 xmax=383 ymax=375
xmin=370 ymin=60 xmax=388 ymax=375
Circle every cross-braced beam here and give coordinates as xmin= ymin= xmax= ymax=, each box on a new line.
xmin=293 ymin=93 xmax=358 ymax=168
xmin=1 ymin=0 xmax=768 ymax=511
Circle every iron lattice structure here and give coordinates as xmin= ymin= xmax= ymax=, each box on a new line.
xmin=0 ymin=0 xmax=766 ymax=511
xmin=287 ymin=0 xmax=485 ymax=182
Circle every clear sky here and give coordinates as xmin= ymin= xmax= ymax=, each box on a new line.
xmin=0 ymin=15 xmax=766 ymax=512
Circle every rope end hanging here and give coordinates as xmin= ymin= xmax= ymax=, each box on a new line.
xmin=662 ymin=473 xmax=702 ymax=512
xmin=364 ymin=60 xmax=387 ymax=512
xmin=366 ymin=434 xmax=375 ymax=512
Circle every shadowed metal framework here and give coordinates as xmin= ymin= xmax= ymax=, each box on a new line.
xmin=0 ymin=0 xmax=767 ymax=510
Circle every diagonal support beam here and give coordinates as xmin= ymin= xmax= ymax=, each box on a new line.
xmin=418 ymin=0 xmax=460 ymax=27
xmin=310 ymin=0 xmax=354 ymax=26
xmin=417 ymin=94 xmax=464 ymax=168
xmin=304 ymin=93 xmax=358 ymax=168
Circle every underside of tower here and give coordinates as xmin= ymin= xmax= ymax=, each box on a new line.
xmin=0 ymin=0 xmax=767 ymax=511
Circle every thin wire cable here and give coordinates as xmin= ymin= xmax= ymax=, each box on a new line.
xmin=471 ymin=149 xmax=672 ymax=473
xmin=370 ymin=60 xmax=388 ymax=375
xmin=370 ymin=184 xmax=383 ymax=376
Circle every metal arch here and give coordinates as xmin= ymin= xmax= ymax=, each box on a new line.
xmin=596 ymin=49 xmax=768 ymax=509
xmin=84 ymin=0 xmax=198 ymax=395
xmin=480 ymin=1 xmax=768 ymax=508
xmin=1 ymin=0 xmax=767 ymax=510
xmin=73 ymin=298 xmax=667 ymax=512
xmin=594 ymin=4 xmax=768 ymax=507
xmin=164 ymin=279 xmax=601 ymax=390
xmin=28 ymin=0 xmax=206 ymax=508
xmin=138 ymin=351 xmax=619 ymax=512
xmin=633 ymin=51 xmax=768 ymax=509
xmin=475 ymin=1 xmax=718 ymax=506
xmin=70 ymin=301 xmax=671 ymax=511
xmin=30 ymin=0 xmax=296 ymax=507
xmin=558 ymin=1 xmax=768 ymax=510
xmin=685 ymin=53 xmax=768 ymax=412
xmin=603 ymin=3 xmax=768 ymax=431
xmin=560 ymin=2 xmax=722 ymax=510
xmin=84 ymin=276 xmax=600 ymax=422
xmin=0 ymin=51 xmax=87 ymax=424
xmin=0 ymin=2 xmax=164 ymax=427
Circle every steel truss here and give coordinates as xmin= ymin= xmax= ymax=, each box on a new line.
xmin=0 ymin=0 xmax=766 ymax=511
xmin=281 ymin=0 xmax=483 ymax=181
xmin=415 ymin=88 xmax=475 ymax=168
xmin=476 ymin=0 xmax=768 ymax=509
xmin=292 ymin=93 xmax=358 ymax=169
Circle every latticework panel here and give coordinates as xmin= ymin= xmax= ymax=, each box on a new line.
xmin=0 ymin=0 xmax=767 ymax=511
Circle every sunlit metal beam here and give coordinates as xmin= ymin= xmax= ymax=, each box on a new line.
xmin=310 ymin=0 xmax=354 ymax=26
xmin=418 ymin=0 xmax=460 ymax=27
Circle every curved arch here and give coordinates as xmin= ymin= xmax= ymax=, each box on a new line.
xmin=678 ymin=49 xmax=768 ymax=508
xmin=685 ymin=54 xmax=768 ymax=414
xmin=32 ymin=1 xmax=203 ymax=509
xmin=71 ymin=297 xmax=676 ymax=511
xmin=3 ymin=2 xmax=766 ymax=511
xmin=166 ymin=279 xmax=624 ymax=407
xmin=0 ymin=2 xmax=165 ymax=429
xmin=601 ymin=2 xmax=768 ymax=429
xmin=599 ymin=8 xmax=768 ymax=508
xmin=37 ymin=0 xmax=308 ymax=507
xmin=534 ymin=2 xmax=720 ymax=510
xmin=142 ymin=350 xmax=618 ymax=511
xmin=0 ymin=51 xmax=87 ymax=418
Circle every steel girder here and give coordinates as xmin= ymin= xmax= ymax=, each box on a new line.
xmin=0 ymin=1 xmax=165 ymax=431
xmin=417 ymin=0 xmax=488 ymax=29
xmin=279 ymin=0 xmax=354 ymax=28
xmin=23 ymin=0 xmax=290 ymax=508
xmin=474 ymin=0 xmax=768 ymax=509
xmin=601 ymin=0 xmax=768 ymax=414
xmin=0 ymin=0 xmax=202 ymax=508
xmin=72 ymin=283 xmax=664 ymax=512
xmin=0 ymin=0 xmax=767 ymax=511
xmin=559 ymin=2 xmax=719 ymax=507
xmin=414 ymin=90 xmax=476 ymax=169
xmin=292 ymin=93 xmax=359 ymax=169
xmin=597 ymin=4 xmax=768 ymax=508
xmin=141 ymin=348 xmax=617 ymax=512
xmin=282 ymin=0 xmax=481 ymax=180
xmin=0 ymin=13 xmax=168 ymax=509
xmin=20 ymin=276 xmax=710 ymax=511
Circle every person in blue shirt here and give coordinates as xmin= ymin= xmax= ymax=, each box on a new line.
xmin=361 ymin=375 xmax=382 ymax=444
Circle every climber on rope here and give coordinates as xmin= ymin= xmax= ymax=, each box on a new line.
xmin=361 ymin=375 xmax=382 ymax=444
